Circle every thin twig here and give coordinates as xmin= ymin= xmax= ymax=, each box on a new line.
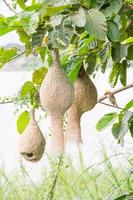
xmin=0 ymin=81 xmax=133 ymax=109
xmin=99 ymin=101 xmax=124 ymax=110
xmin=0 ymin=100 xmax=14 ymax=104
xmin=98 ymin=83 xmax=133 ymax=102
xmin=3 ymin=0 xmax=16 ymax=14
xmin=8 ymin=51 xmax=25 ymax=63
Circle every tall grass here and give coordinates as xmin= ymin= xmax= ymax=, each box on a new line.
xmin=0 ymin=151 xmax=133 ymax=200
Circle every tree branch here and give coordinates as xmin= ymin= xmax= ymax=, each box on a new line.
xmin=0 ymin=95 xmax=18 ymax=104
xmin=98 ymin=83 xmax=133 ymax=103
xmin=99 ymin=101 xmax=124 ymax=110
xmin=8 ymin=51 xmax=25 ymax=63
xmin=3 ymin=0 xmax=16 ymax=14
xmin=0 ymin=99 xmax=14 ymax=104
xmin=0 ymin=83 xmax=133 ymax=110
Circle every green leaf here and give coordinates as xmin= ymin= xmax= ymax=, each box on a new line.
xmin=127 ymin=45 xmax=133 ymax=60
xmin=107 ymin=20 xmax=120 ymax=42
xmin=39 ymin=47 xmax=47 ymax=63
xmin=0 ymin=22 xmax=15 ymax=36
xmin=79 ymin=46 xmax=89 ymax=55
xmin=79 ymin=32 xmax=88 ymax=40
xmin=114 ymin=194 xmax=127 ymax=200
xmin=24 ymin=3 xmax=43 ymax=11
xmin=111 ymin=43 xmax=127 ymax=62
xmin=112 ymin=123 xmax=121 ymax=140
xmin=43 ymin=5 xmax=71 ymax=17
xmin=120 ymin=60 xmax=127 ymax=86
xmin=85 ymin=9 xmax=107 ymax=40
xmin=0 ymin=15 xmax=22 ymax=36
xmin=121 ymin=37 xmax=133 ymax=45
xmin=71 ymin=7 xmax=86 ymax=27
xmin=61 ymin=54 xmax=70 ymax=67
xmin=112 ymin=111 xmax=133 ymax=145
xmin=32 ymin=67 xmax=48 ymax=86
xmin=96 ymin=112 xmax=117 ymax=131
xmin=50 ymin=15 xmax=63 ymax=27
xmin=17 ymin=29 xmax=30 ymax=44
xmin=118 ymin=110 xmax=133 ymax=146
xmin=104 ymin=0 xmax=123 ymax=17
xmin=17 ymin=111 xmax=30 ymax=134
xmin=109 ymin=62 xmax=120 ymax=87
xmin=68 ymin=59 xmax=82 ymax=83
xmin=17 ymin=0 xmax=27 ymax=9
xmin=32 ymin=24 xmax=46 ymax=48
xmin=53 ymin=0 xmax=79 ymax=5
xmin=20 ymin=81 xmax=39 ymax=108
xmin=20 ymin=81 xmax=37 ymax=99
xmin=99 ymin=46 xmax=108 ymax=73
xmin=47 ymin=51 xmax=53 ymax=67
xmin=0 ymin=47 xmax=17 ymax=68
xmin=86 ymin=53 xmax=96 ymax=75
xmin=21 ymin=12 xmax=39 ymax=34
xmin=48 ymin=23 xmax=73 ymax=49
xmin=80 ymin=0 xmax=91 ymax=8
xmin=124 ymin=100 xmax=133 ymax=110
xmin=0 ymin=16 xmax=7 ymax=24
xmin=128 ymin=116 xmax=133 ymax=137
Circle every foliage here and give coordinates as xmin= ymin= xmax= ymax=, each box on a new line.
xmin=0 ymin=1 xmax=133 ymax=137
xmin=0 ymin=2 xmax=133 ymax=199
xmin=0 ymin=47 xmax=17 ymax=68
xmin=96 ymin=112 xmax=118 ymax=131
xmin=96 ymin=100 xmax=133 ymax=146
xmin=17 ymin=111 xmax=30 ymax=134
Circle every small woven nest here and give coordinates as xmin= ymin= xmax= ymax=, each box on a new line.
xmin=65 ymin=67 xmax=98 ymax=144
xmin=19 ymin=110 xmax=46 ymax=162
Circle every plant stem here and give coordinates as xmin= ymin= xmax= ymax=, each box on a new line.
xmin=99 ymin=101 xmax=124 ymax=110
xmin=0 ymin=83 xmax=133 ymax=107
xmin=0 ymin=99 xmax=14 ymax=104
xmin=8 ymin=51 xmax=25 ymax=62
